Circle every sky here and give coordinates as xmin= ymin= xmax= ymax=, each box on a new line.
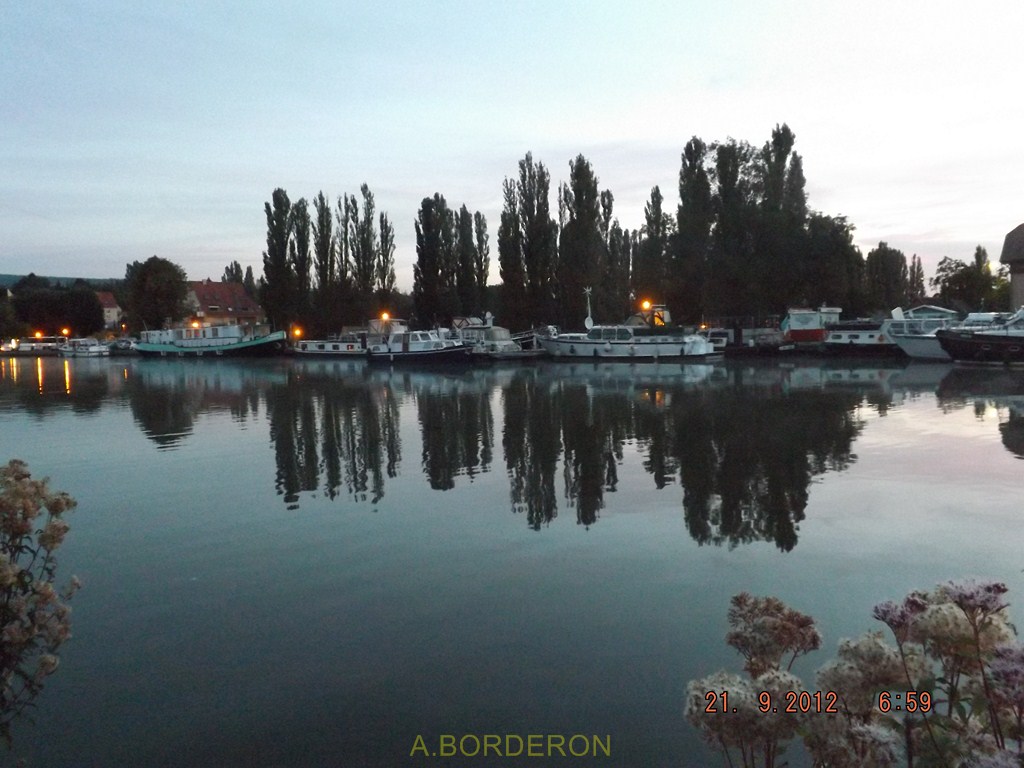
xmin=3 ymin=0 xmax=1023 ymax=295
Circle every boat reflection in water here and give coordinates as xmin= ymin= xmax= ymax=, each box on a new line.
xmin=935 ymin=365 xmax=1024 ymax=458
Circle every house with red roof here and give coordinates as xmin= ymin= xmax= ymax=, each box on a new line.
xmin=186 ymin=279 xmax=264 ymax=327
xmin=95 ymin=291 xmax=123 ymax=329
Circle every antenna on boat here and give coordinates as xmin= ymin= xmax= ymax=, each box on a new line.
xmin=584 ymin=287 xmax=593 ymax=330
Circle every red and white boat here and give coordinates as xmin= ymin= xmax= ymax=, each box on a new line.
xmin=782 ymin=306 xmax=842 ymax=345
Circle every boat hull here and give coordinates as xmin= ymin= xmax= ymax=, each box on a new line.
xmin=538 ymin=336 xmax=717 ymax=360
xmin=135 ymin=331 xmax=287 ymax=358
xmin=936 ymin=329 xmax=1024 ymax=365
xmin=366 ymin=346 xmax=472 ymax=365
xmin=891 ymin=333 xmax=950 ymax=361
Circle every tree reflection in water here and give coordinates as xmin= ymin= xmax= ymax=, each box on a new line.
xmin=116 ymin=360 xmax=893 ymax=550
xmin=268 ymin=369 xmax=401 ymax=508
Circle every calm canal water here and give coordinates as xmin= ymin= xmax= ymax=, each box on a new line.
xmin=1 ymin=354 xmax=1022 ymax=767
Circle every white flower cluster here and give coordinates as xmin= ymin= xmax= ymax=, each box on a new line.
xmin=686 ymin=580 xmax=1024 ymax=767
xmin=0 ymin=459 xmax=80 ymax=747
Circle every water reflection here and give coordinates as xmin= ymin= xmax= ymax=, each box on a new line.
xmin=0 ymin=357 xmax=114 ymax=415
xmin=936 ymin=366 xmax=1024 ymax=459
xmin=5 ymin=358 xmax=944 ymax=548
xmin=267 ymin=364 xmax=402 ymax=508
xmin=126 ymin=360 xmax=278 ymax=449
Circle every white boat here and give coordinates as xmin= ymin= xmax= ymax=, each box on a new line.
xmin=450 ymin=315 xmax=545 ymax=361
xmin=538 ymin=299 xmax=718 ymax=361
xmin=135 ymin=323 xmax=286 ymax=358
xmin=365 ymin=322 xmax=472 ymax=365
xmin=824 ymin=319 xmax=901 ymax=355
xmin=889 ymin=309 xmax=1015 ymax=361
xmin=294 ymin=317 xmax=414 ymax=359
xmin=782 ymin=306 xmax=842 ymax=346
xmin=58 ymin=338 xmax=111 ymax=357
xmin=8 ymin=335 xmax=68 ymax=356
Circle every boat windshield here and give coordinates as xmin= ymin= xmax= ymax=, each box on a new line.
xmin=586 ymin=327 xmax=633 ymax=341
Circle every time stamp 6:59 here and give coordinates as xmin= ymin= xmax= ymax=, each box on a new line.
xmin=704 ymin=690 xmax=933 ymax=715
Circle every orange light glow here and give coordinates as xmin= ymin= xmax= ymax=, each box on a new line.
xmin=641 ymin=300 xmax=651 ymax=311
xmin=60 ymin=328 xmax=70 ymax=336
xmin=34 ymin=331 xmax=43 ymax=338
xmin=381 ymin=312 xmax=390 ymax=321
xmin=292 ymin=327 xmax=303 ymax=338
xmin=191 ymin=321 xmax=200 ymax=329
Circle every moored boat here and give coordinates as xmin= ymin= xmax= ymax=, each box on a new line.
xmin=936 ymin=307 xmax=1024 ymax=365
xmin=7 ymin=335 xmax=68 ymax=357
xmin=538 ymin=300 xmax=718 ymax=361
xmin=823 ymin=319 xmax=901 ymax=355
xmin=58 ymin=337 xmax=111 ymax=357
xmin=365 ymin=322 xmax=472 ymax=365
xmin=782 ymin=306 xmax=842 ymax=346
xmin=450 ymin=315 xmax=545 ymax=361
xmin=889 ymin=310 xmax=1015 ymax=361
xmin=135 ymin=324 xmax=286 ymax=358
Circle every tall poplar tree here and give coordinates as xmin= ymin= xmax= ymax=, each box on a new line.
xmin=455 ymin=205 xmax=478 ymax=315
xmin=473 ymin=211 xmax=490 ymax=315
xmin=413 ymin=194 xmax=457 ymax=326
xmin=556 ymin=155 xmax=606 ymax=327
xmin=289 ymin=197 xmax=312 ymax=320
xmin=675 ymin=137 xmax=714 ymax=322
xmin=260 ymin=188 xmax=294 ymax=330
xmin=516 ymin=153 xmax=558 ymax=327
xmin=633 ymin=186 xmax=673 ymax=306
xmin=312 ymin=191 xmax=334 ymax=290
xmin=377 ymin=212 xmax=397 ymax=304
xmin=497 ymin=179 xmax=527 ymax=330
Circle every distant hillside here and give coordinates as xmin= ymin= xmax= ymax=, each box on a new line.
xmin=0 ymin=274 xmax=119 ymax=289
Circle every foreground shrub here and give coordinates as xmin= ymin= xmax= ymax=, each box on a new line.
xmin=0 ymin=459 xmax=79 ymax=747
xmin=686 ymin=583 xmax=1024 ymax=767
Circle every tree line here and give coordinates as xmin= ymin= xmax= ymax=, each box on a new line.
xmin=257 ymin=123 xmax=1010 ymax=335
xmin=3 ymin=123 xmax=1009 ymax=340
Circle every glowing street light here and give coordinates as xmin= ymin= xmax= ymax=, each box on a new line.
xmin=292 ymin=327 xmax=303 ymax=338
xmin=641 ymin=299 xmax=652 ymax=311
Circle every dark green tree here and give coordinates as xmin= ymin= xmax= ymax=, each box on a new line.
xmin=377 ymin=212 xmax=397 ymax=303
xmin=311 ymin=191 xmax=334 ymax=291
xmin=500 ymin=153 xmax=559 ymax=328
xmin=242 ymin=266 xmax=256 ymax=298
xmin=556 ymin=155 xmax=607 ymax=328
xmin=473 ymin=211 xmax=490 ymax=315
xmin=931 ymin=246 xmax=1008 ymax=311
xmin=289 ymin=197 xmax=312 ymax=321
xmin=497 ymin=178 xmax=527 ymax=330
xmin=455 ymin=205 xmax=479 ymax=316
xmin=260 ymin=188 xmax=294 ymax=331
xmin=708 ymin=139 xmax=759 ymax=317
xmin=124 ymin=255 xmax=188 ymax=332
xmin=222 ymin=261 xmax=244 ymax=284
xmin=349 ymin=184 xmax=378 ymax=303
xmin=864 ymin=242 xmax=909 ymax=311
xmin=908 ymin=255 xmax=926 ymax=304
xmin=633 ymin=186 xmax=674 ymax=307
xmin=674 ymin=137 xmax=714 ymax=322
xmin=801 ymin=214 xmax=866 ymax=315
xmin=413 ymin=194 xmax=457 ymax=326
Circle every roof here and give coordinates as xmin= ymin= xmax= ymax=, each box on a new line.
xmin=904 ymin=304 xmax=958 ymax=318
xmin=188 ymin=280 xmax=260 ymax=315
xmin=1000 ymin=223 xmax=1024 ymax=265
xmin=95 ymin=290 xmax=120 ymax=309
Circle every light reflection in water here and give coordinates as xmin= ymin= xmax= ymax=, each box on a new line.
xmin=36 ymin=357 xmax=43 ymax=394
xmin=64 ymin=359 xmax=71 ymax=394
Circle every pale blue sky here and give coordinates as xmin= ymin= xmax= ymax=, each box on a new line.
xmin=3 ymin=0 xmax=1022 ymax=292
